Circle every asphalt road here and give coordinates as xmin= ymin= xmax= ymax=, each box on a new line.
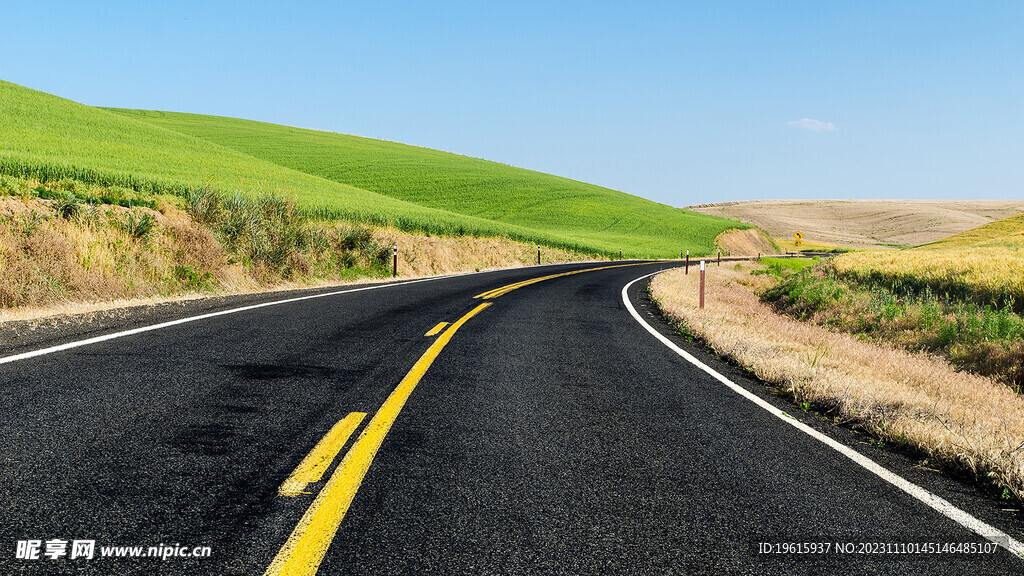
xmin=1 ymin=261 xmax=1022 ymax=575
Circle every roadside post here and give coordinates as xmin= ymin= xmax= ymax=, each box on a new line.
xmin=619 ymin=247 xmax=622 ymax=261
xmin=717 ymin=249 xmax=721 ymax=266
xmin=393 ymin=244 xmax=398 ymax=277
xmin=699 ymin=260 xmax=706 ymax=309
xmin=685 ymin=249 xmax=690 ymax=274
xmin=537 ymin=245 xmax=541 ymax=265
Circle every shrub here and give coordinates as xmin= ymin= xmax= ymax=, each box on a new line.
xmin=186 ymin=187 xmax=222 ymax=226
xmin=52 ymin=191 xmax=81 ymax=220
xmin=118 ymin=210 xmax=157 ymax=241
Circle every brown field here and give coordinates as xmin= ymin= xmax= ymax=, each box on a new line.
xmin=686 ymin=200 xmax=1024 ymax=249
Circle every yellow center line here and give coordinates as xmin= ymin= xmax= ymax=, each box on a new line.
xmin=424 ymin=322 xmax=449 ymax=337
xmin=474 ymin=262 xmax=650 ymax=299
xmin=263 ymin=302 xmax=492 ymax=576
xmin=278 ymin=413 xmax=367 ymax=497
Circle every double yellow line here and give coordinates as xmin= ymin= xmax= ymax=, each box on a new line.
xmin=264 ymin=303 xmax=490 ymax=576
xmin=474 ymin=262 xmax=647 ymax=300
xmin=264 ymin=261 xmax=655 ymax=575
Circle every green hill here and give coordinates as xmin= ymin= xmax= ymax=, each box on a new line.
xmin=0 ymin=79 xmax=746 ymax=256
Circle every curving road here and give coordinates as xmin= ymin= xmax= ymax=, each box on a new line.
xmin=1 ymin=261 xmax=1022 ymax=575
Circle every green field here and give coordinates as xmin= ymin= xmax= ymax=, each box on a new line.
xmin=0 ymin=79 xmax=747 ymax=257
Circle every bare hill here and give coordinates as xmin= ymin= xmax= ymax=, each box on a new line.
xmin=686 ymin=200 xmax=1024 ymax=249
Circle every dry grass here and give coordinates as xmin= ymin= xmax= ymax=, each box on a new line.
xmin=378 ymin=228 xmax=590 ymax=277
xmin=688 ymin=199 xmax=1024 ymax=249
xmin=0 ymin=187 xmax=595 ymax=323
xmin=650 ymin=264 xmax=1024 ymax=498
xmin=832 ymin=213 xmax=1024 ymax=313
xmin=834 ymin=248 xmax=1024 ymax=311
xmin=0 ymin=196 xmax=244 ymax=310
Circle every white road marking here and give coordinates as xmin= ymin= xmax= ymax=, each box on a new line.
xmin=621 ymin=270 xmax=1024 ymax=559
xmin=0 ymin=262 xmax=591 ymax=366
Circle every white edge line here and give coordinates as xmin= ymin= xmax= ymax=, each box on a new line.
xmin=621 ymin=269 xmax=1024 ymax=559
xmin=0 ymin=261 xmax=594 ymax=366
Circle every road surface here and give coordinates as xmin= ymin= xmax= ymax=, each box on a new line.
xmin=1 ymin=261 xmax=1022 ymax=575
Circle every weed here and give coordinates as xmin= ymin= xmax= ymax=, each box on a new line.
xmin=186 ymin=187 xmax=221 ymax=225
xmin=52 ymin=191 xmax=81 ymax=220
xmin=172 ymin=265 xmax=214 ymax=291
xmin=18 ymin=210 xmax=46 ymax=236
xmin=118 ymin=210 xmax=157 ymax=241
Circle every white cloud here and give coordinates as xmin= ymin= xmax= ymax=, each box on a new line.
xmin=787 ymin=118 xmax=837 ymax=133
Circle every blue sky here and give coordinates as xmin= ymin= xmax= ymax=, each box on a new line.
xmin=2 ymin=1 xmax=1021 ymax=205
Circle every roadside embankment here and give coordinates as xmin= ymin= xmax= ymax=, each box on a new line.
xmin=713 ymin=228 xmax=779 ymax=257
xmin=0 ymin=175 xmax=591 ymax=322
xmin=650 ymin=262 xmax=1024 ymax=500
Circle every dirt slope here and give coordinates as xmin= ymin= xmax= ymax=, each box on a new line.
xmin=714 ymin=228 xmax=779 ymax=256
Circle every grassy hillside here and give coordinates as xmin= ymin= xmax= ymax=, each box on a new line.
xmin=757 ymin=213 xmax=1024 ymax=392
xmin=0 ymin=81 xmax=566 ymax=246
xmin=833 ymin=213 xmax=1024 ymax=311
xmin=107 ymin=109 xmax=746 ymax=256
xmin=0 ymin=79 xmax=747 ymax=257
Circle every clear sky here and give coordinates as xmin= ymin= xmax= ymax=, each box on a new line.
xmin=2 ymin=1 xmax=1021 ymax=205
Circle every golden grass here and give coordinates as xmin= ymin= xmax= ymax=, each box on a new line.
xmin=650 ymin=264 xmax=1024 ymax=497
xmin=833 ymin=212 xmax=1024 ymax=310
xmin=834 ymin=248 xmax=1024 ymax=306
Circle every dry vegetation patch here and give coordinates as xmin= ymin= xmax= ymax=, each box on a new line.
xmin=650 ymin=264 xmax=1024 ymax=499
xmin=0 ymin=176 xmax=594 ymax=320
xmin=713 ymin=228 xmax=779 ymax=257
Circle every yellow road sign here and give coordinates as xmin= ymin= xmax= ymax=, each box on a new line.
xmin=794 ymin=231 xmax=803 ymax=240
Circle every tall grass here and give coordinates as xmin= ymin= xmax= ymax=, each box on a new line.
xmin=763 ymin=263 xmax=1024 ymax=391
xmin=833 ymin=213 xmax=1024 ymax=313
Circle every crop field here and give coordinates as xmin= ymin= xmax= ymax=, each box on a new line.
xmin=0 ymin=80 xmax=746 ymax=257
xmin=0 ymin=82 xmax=583 ymax=246
xmin=833 ymin=213 xmax=1024 ymax=312
xmin=107 ymin=109 xmax=746 ymax=257
xmin=688 ymin=199 xmax=1024 ymax=249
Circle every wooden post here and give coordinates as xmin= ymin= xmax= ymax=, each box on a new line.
xmin=699 ymin=260 xmax=706 ymax=309
xmin=685 ymin=249 xmax=690 ymax=274
xmin=717 ymin=249 xmax=721 ymax=266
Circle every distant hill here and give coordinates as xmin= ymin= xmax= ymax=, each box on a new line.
xmin=686 ymin=199 xmax=1024 ymax=249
